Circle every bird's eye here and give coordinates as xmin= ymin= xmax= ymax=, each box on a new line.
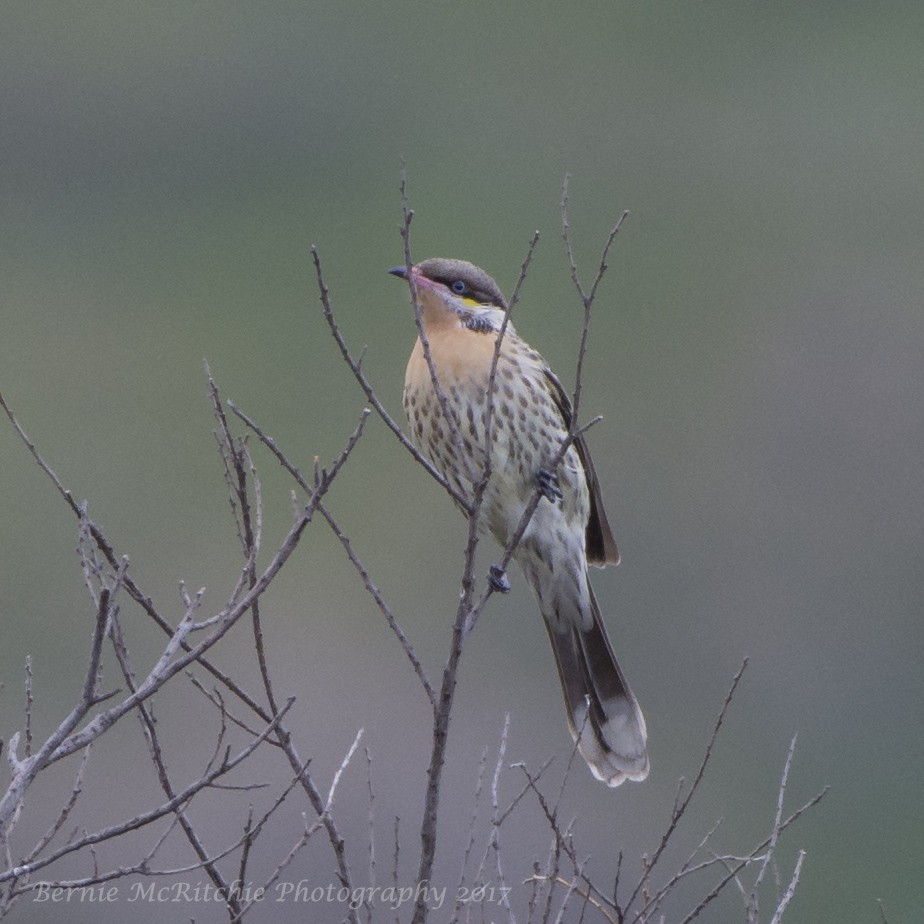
xmin=451 ymin=280 xmax=467 ymax=294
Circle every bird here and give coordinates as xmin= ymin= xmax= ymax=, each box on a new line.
xmin=390 ymin=257 xmax=649 ymax=787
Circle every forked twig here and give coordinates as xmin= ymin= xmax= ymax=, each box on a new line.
xmin=310 ymin=243 xmax=468 ymax=509
xmin=561 ymin=174 xmax=630 ymax=422
xmin=227 ymin=400 xmax=435 ymax=706
xmin=625 ymin=658 xmax=750 ymax=915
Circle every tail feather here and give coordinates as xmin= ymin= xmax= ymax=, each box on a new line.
xmin=544 ymin=584 xmax=649 ymax=786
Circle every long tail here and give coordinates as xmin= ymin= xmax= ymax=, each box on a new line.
xmin=543 ymin=583 xmax=649 ymax=786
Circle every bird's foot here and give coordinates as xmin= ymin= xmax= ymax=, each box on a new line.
xmin=488 ymin=564 xmax=511 ymax=594
xmin=536 ymin=468 xmax=563 ymax=503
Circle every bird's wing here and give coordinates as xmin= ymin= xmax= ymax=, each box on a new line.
xmin=542 ymin=368 xmax=620 ymax=566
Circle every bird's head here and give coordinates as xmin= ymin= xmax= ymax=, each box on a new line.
xmin=389 ymin=259 xmax=508 ymax=331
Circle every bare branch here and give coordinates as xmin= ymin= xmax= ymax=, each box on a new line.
xmin=322 ymin=728 xmax=364 ymax=819
xmin=748 ymin=732 xmax=799 ymax=920
xmin=230 ymin=730 xmax=364 ymax=923
xmin=392 ymin=815 xmax=401 ymax=924
xmin=0 ymin=391 xmax=302 ymax=733
xmin=397 ymin=176 xmax=478 ymax=510
xmin=451 ymin=744 xmax=489 ymax=924
xmin=560 ymin=174 xmax=630 ymax=430
xmin=227 ymin=400 xmax=436 ymax=706
xmin=0 ymin=578 xmax=114 ymax=844
xmin=625 ymin=657 xmax=750 ymax=914
xmin=635 ymin=731 xmax=827 ymax=924
xmin=106 ymin=595 xmax=243 ymax=917
xmin=45 ymin=492 xmax=322 ymax=767
xmin=767 ymin=850 xmax=805 ymax=924
xmin=1 ymin=699 xmax=295 ymax=884
xmin=514 ymin=762 xmax=614 ymax=918
xmin=22 ymin=659 xmax=33 ymax=759
xmin=186 ymin=674 xmax=266 ymax=741
xmin=488 ymin=714 xmax=515 ymax=924
xmin=228 ymin=398 xmax=369 ymax=503
xmin=19 ymin=746 xmax=92 ymax=867
xmin=365 ymin=747 xmax=376 ymax=924
xmin=318 ymin=501 xmax=436 ymax=706
xmin=310 ymin=243 xmax=469 ymax=509
xmin=495 ymin=756 xmax=555 ymax=828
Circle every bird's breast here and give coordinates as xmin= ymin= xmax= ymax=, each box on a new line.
xmin=402 ymin=332 xmax=586 ymax=541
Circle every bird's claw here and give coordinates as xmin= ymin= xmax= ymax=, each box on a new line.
xmin=489 ymin=565 xmax=511 ymax=594
xmin=536 ymin=468 xmax=563 ymax=503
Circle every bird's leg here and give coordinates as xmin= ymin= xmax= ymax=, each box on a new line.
xmin=488 ymin=564 xmax=511 ymax=594
xmin=536 ymin=468 xmax=563 ymax=503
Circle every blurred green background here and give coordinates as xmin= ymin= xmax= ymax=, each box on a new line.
xmin=2 ymin=2 xmax=923 ymax=922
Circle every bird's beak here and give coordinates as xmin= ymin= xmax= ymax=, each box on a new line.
xmin=388 ymin=266 xmax=409 ymax=279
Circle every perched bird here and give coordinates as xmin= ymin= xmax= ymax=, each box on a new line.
xmin=390 ymin=257 xmax=649 ymax=786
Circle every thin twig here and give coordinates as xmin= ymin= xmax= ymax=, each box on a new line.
xmin=625 ymin=658 xmax=749 ymax=914
xmin=451 ymin=744 xmax=489 ymax=924
xmin=1 ymin=700 xmax=295 ymax=884
xmin=767 ymin=850 xmax=805 ymax=924
xmin=19 ymin=746 xmax=92 ymax=866
xmin=560 ymin=175 xmax=630 ymax=422
xmin=398 ymin=173 xmax=478 ymax=507
xmin=0 ymin=389 xmax=323 ymax=744
xmin=514 ymin=763 xmax=615 ymax=917
xmin=227 ymin=399 xmax=436 ymax=706
xmin=365 ymin=746 xmax=376 ymax=924
xmin=748 ymin=732 xmax=799 ymax=921
xmin=393 ymin=815 xmax=401 ymax=924
xmin=488 ymin=714 xmax=515 ymax=924
xmin=310 ymin=244 xmax=468 ymax=508
xmin=318 ymin=501 xmax=436 ymax=706
xmin=106 ymin=601 xmax=243 ymax=917
xmin=23 ymin=659 xmax=33 ymax=759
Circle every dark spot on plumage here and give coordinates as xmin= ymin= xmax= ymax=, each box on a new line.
xmin=526 ymin=539 xmax=546 ymax=565
xmin=466 ymin=405 xmax=478 ymax=436
xmin=462 ymin=313 xmax=497 ymax=334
